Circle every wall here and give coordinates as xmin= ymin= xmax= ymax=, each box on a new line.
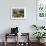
xmin=0 ymin=0 xmax=36 ymax=42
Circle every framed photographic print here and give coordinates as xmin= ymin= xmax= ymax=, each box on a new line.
xmin=11 ymin=7 xmax=26 ymax=19
xmin=37 ymin=0 xmax=46 ymax=20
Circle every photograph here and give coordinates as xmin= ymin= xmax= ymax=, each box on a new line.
xmin=11 ymin=7 xmax=26 ymax=19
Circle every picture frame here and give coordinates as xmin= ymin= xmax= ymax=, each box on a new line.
xmin=37 ymin=0 xmax=46 ymax=20
xmin=11 ymin=7 xmax=26 ymax=19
